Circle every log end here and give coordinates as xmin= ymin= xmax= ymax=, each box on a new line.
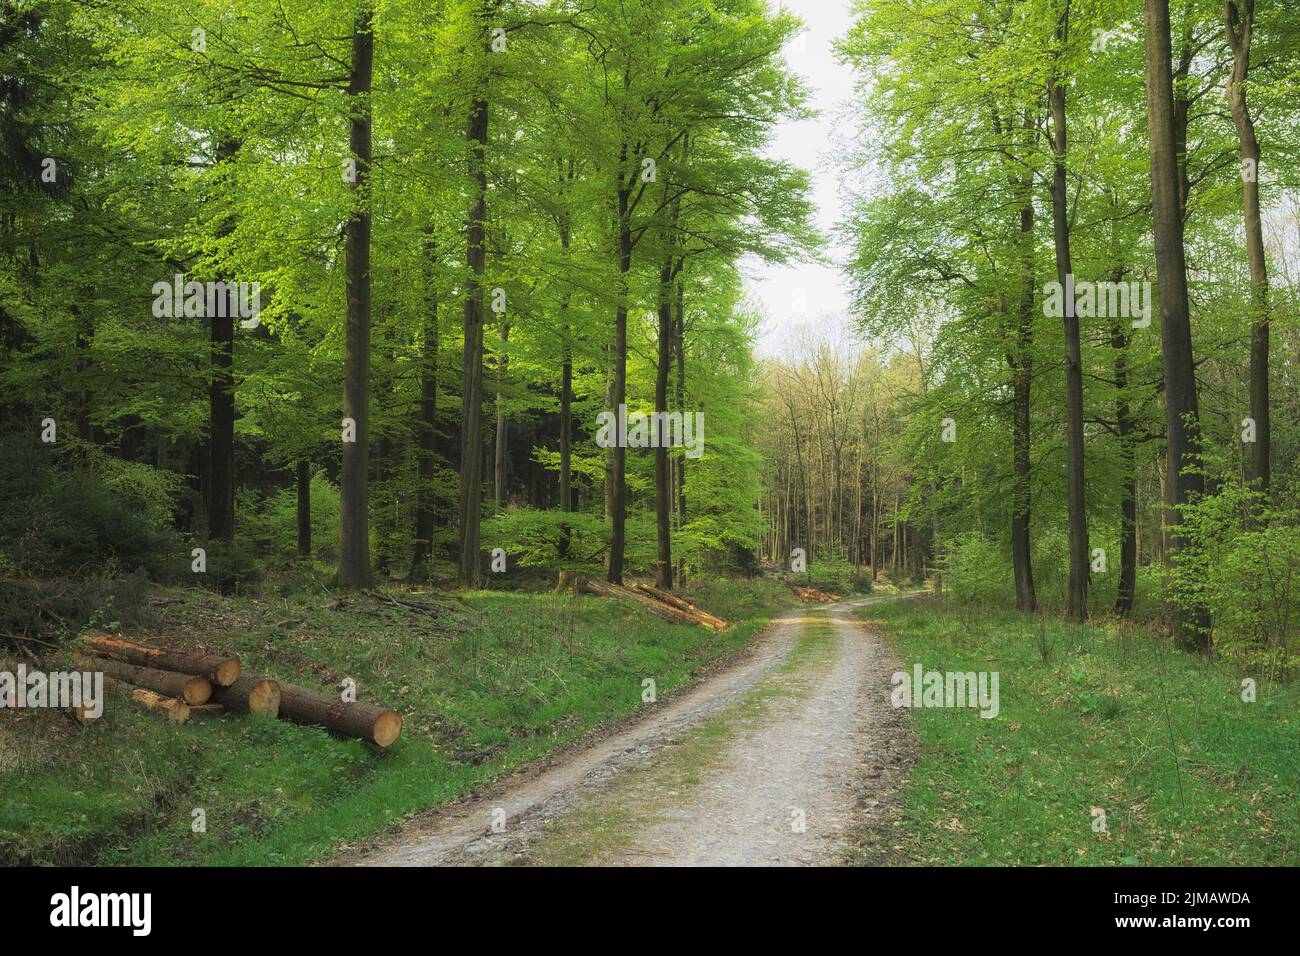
xmin=372 ymin=710 xmax=403 ymax=748
xmin=249 ymin=679 xmax=282 ymax=718
xmin=183 ymin=676 xmax=213 ymax=706
xmin=213 ymin=659 xmax=241 ymax=687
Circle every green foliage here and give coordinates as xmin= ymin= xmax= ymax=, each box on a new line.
xmin=0 ymin=436 xmax=185 ymax=581
xmin=941 ymin=533 xmax=1012 ymax=606
xmin=238 ymin=474 xmax=341 ymax=569
xmin=1173 ymin=483 xmax=1300 ymax=677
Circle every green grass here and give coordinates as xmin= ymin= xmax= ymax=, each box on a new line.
xmin=859 ymin=598 xmax=1300 ymax=866
xmin=0 ymin=579 xmax=790 ymax=866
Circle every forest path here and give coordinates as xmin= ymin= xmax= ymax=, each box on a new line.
xmin=348 ymin=593 xmax=914 ymax=867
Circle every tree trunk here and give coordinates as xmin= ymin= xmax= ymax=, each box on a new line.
xmin=1011 ymin=168 xmax=1038 ymax=613
xmin=76 ymin=655 xmax=211 ymax=706
xmin=79 ymin=634 xmax=240 ymax=686
xmin=1048 ymin=1 xmax=1089 ymax=620
xmin=413 ymin=231 xmax=438 ymax=572
xmin=1143 ymin=0 xmax=1209 ymax=649
xmin=654 ymin=256 xmax=674 ymax=589
xmin=607 ymin=176 xmax=632 ymax=585
xmin=211 ymin=676 xmax=281 ymax=717
xmin=1225 ymin=0 xmax=1270 ymax=495
xmin=458 ymin=92 xmax=489 ymax=586
xmin=207 ymin=138 xmax=240 ymax=544
xmin=337 ymin=4 xmax=374 ymax=588
xmin=1112 ymin=316 xmax=1138 ymax=615
xmin=493 ymin=321 xmax=510 ymax=511
xmin=297 ymin=460 xmax=311 ymax=558
xmin=673 ymin=278 xmax=687 ymax=583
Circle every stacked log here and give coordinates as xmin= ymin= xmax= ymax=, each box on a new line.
xmin=79 ymin=676 xmax=191 ymax=723
xmin=211 ymin=675 xmax=281 ymax=717
xmin=74 ymin=635 xmax=401 ymax=746
xmin=79 ymin=634 xmax=239 ymax=686
xmin=74 ymin=654 xmax=211 ymax=705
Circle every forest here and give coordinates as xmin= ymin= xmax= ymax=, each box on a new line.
xmin=1 ymin=0 xmax=1297 ymax=873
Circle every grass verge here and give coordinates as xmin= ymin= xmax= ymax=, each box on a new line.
xmin=858 ymin=598 xmax=1300 ymax=865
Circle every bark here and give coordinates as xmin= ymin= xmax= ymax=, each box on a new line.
xmin=1113 ymin=321 xmax=1138 ymax=615
xmin=607 ymin=174 xmax=632 ymax=585
xmin=297 ymin=460 xmax=311 ymax=558
xmin=79 ymin=634 xmax=239 ymax=687
xmin=75 ymin=655 xmax=212 ymax=705
xmin=1143 ymin=0 xmax=1210 ymax=648
xmin=493 ymin=321 xmax=511 ymax=511
xmin=458 ymin=91 xmax=489 ymax=586
xmin=413 ymin=231 xmax=439 ymax=571
xmin=1011 ymin=160 xmax=1038 ymax=613
xmin=211 ymin=676 xmax=281 ymax=717
xmin=338 ymin=4 xmax=374 ymax=588
xmin=673 ymin=278 xmax=687 ymax=583
xmin=1048 ymin=0 xmax=1089 ymax=620
xmin=1225 ymin=0 xmax=1270 ymax=494
xmin=207 ymin=137 xmax=240 ymax=544
xmin=277 ymin=682 xmax=402 ymax=747
xmin=654 ymin=256 xmax=675 ymax=589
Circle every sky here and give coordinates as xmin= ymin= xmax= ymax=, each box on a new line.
xmin=743 ymin=0 xmax=860 ymax=358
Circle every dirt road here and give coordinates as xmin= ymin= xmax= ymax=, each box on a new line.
xmin=351 ymin=594 xmax=914 ymax=866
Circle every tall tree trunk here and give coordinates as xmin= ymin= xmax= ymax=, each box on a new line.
xmin=607 ymin=176 xmax=632 ymax=585
xmin=1048 ymin=1 xmax=1089 ymax=619
xmin=207 ymin=137 xmax=240 ymax=544
xmin=673 ymin=278 xmax=687 ymax=583
xmin=458 ymin=93 xmax=489 ymax=586
xmin=297 ymin=460 xmax=311 ymax=558
xmin=412 ymin=231 xmax=438 ymax=572
xmin=337 ymin=5 xmax=374 ymax=588
xmin=1010 ymin=176 xmax=1038 ymax=613
xmin=1143 ymin=0 xmax=1209 ymax=648
xmin=1112 ymin=316 xmax=1138 ymax=615
xmin=493 ymin=321 xmax=511 ymax=511
xmin=654 ymin=256 xmax=675 ymax=589
xmin=1225 ymin=0 xmax=1270 ymax=495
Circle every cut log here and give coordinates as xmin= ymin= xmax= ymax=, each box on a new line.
xmin=79 ymin=634 xmax=240 ymax=687
xmin=277 ymin=682 xmax=402 ymax=747
xmin=576 ymin=577 xmax=725 ymax=630
xmin=74 ymin=654 xmax=212 ymax=705
xmin=211 ymin=676 xmax=281 ymax=717
xmin=91 ymin=676 xmax=190 ymax=723
xmin=629 ymin=583 xmax=727 ymax=629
